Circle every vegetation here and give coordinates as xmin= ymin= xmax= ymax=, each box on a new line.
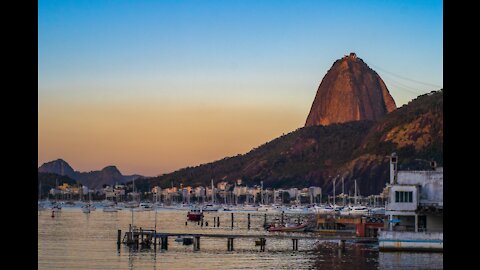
xmin=136 ymin=90 xmax=443 ymax=195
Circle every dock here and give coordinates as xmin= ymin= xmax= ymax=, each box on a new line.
xmin=118 ymin=225 xmax=377 ymax=252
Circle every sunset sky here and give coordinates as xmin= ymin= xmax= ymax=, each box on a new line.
xmin=38 ymin=0 xmax=443 ymax=176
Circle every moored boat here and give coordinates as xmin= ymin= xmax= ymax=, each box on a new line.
xmin=267 ymin=223 xmax=307 ymax=232
xmin=187 ymin=208 xmax=203 ymax=221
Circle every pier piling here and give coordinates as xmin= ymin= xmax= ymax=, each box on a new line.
xmin=247 ymin=213 xmax=251 ymax=230
xmin=339 ymin=240 xmax=345 ymax=251
xmin=160 ymin=236 xmax=168 ymax=250
xmin=292 ymin=239 xmax=298 ymax=251
xmin=227 ymin=238 xmax=234 ymax=251
xmin=217 ymin=217 xmax=220 ymax=227
xmin=193 ymin=236 xmax=201 ymax=251
xmin=259 ymin=238 xmax=266 ymax=252
xmin=117 ymin=229 xmax=122 ymax=247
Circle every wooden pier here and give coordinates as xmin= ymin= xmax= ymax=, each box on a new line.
xmin=119 ymin=225 xmax=376 ymax=252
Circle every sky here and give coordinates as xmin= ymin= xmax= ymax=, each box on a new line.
xmin=38 ymin=0 xmax=443 ymax=176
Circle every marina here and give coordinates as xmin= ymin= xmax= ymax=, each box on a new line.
xmin=38 ymin=207 xmax=443 ymax=269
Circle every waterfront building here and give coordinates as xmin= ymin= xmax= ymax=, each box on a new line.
xmin=379 ymin=153 xmax=443 ymax=251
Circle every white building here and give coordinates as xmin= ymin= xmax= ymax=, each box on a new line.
xmin=379 ymin=153 xmax=443 ymax=251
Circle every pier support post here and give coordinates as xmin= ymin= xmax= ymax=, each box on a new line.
xmin=161 ymin=236 xmax=168 ymax=250
xmin=117 ymin=229 xmax=122 ymax=247
xmin=154 ymin=232 xmax=157 ymax=251
xmin=339 ymin=240 xmax=345 ymax=251
xmin=217 ymin=217 xmax=220 ymax=227
xmin=214 ymin=217 xmax=216 ymax=227
xmin=259 ymin=238 xmax=266 ymax=252
xmin=292 ymin=239 xmax=299 ymax=251
xmin=281 ymin=211 xmax=284 ymax=225
xmin=247 ymin=213 xmax=251 ymax=230
xmin=231 ymin=213 xmax=234 ymax=229
xmin=227 ymin=238 xmax=234 ymax=251
xmin=194 ymin=236 xmax=201 ymax=251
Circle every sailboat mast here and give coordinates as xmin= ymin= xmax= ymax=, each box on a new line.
xmin=211 ymin=179 xmax=214 ymax=204
xmin=354 ymin=179 xmax=357 ymax=205
xmin=333 ymin=178 xmax=336 ymax=206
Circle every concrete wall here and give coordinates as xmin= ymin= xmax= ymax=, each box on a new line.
xmin=386 ymin=185 xmax=418 ymax=211
xmin=378 ymin=230 xmax=443 ymax=251
xmin=396 ymin=169 xmax=443 ymax=207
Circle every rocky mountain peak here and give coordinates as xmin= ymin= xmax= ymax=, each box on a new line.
xmin=305 ymin=53 xmax=396 ymax=126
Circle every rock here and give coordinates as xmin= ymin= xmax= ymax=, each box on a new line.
xmin=305 ymin=53 xmax=396 ymax=126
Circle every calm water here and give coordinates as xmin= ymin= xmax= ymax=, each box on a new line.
xmin=38 ymin=207 xmax=443 ymax=269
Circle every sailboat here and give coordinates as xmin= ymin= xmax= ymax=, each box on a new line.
xmin=38 ymin=182 xmax=46 ymax=211
xmin=81 ymin=189 xmax=95 ymax=213
xmin=51 ymin=178 xmax=62 ymax=212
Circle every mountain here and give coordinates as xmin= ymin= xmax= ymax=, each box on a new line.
xmin=305 ymin=53 xmax=396 ymax=126
xmin=38 ymin=160 xmax=144 ymax=189
xmin=74 ymin=166 xmax=126 ymax=189
xmin=38 ymin=159 xmax=76 ymax=179
xmin=137 ymin=89 xmax=442 ymax=196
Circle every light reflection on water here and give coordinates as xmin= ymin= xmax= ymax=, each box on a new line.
xmin=38 ymin=208 xmax=442 ymax=269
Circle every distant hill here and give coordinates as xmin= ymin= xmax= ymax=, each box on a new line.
xmin=38 ymin=160 xmax=144 ymax=189
xmin=38 ymin=159 xmax=76 ymax=179
xmin=137 ymin=90 xmax=443 ymax=196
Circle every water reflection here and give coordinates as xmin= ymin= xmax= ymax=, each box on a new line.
xmin=39 ymin=208 xmax=442 ymax=270
xmin=311 ymin=242 xmax=379 ymax=270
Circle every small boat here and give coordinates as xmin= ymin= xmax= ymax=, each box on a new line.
xmin=350 ymin=206 xmax=369 ymax=216
xmin=175 ymin=236 xmax=193 ymax=245
xmin=202 ymin=204 xmax=221 ymax=212
xmin=241 ymin=204 xmax=258 ymax=211
xmin=139 ymin=202 xmax=153 ymax=211
xmin=103 ymin=206 xmax=118 ymax=212
xmin=267 ymin=223 xmax=307 ymax=232
xmin=187 ymin=208 xmax=203 ymax=221
xmin=51 ymin=203 xmax=62 ymax=212
xmin=81 ymin=204 xmax=93 ymax=213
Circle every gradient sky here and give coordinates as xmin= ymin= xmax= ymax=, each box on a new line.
xmin=38 ymin=0 xmax=443 ymax=176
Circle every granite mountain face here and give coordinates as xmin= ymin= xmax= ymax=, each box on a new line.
xmin=305 ymin=53 xmax=396 ymax=126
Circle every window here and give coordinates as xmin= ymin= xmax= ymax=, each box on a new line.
xmin=395 ymin=191 xmax=413 ymax=203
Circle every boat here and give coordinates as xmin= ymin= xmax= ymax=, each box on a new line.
xmin=82 ymin=191 xmax=96 ymax=213
xmin=103 ymin=206 xmax=118 ymax=212
xmin=257 ymin=204 xmax=271 ymax=212
xmin=267 ymin=222 xmax=307 ymax=232
xmin=316 ymin=205 xmax=336 ymax=214
xmin=81 ymin=203 xmax=94 ymax=213
xmin=174 ymin=236 xmax=194 ymax=245
xmin=124 ymin=201 xmax=139 ymax=208
xmin=350 ymin=206 xmax=369 ymax=216
xmin=241 ymin=204 xmax=258 ymax=211
xmin=369 ymin=207 xmax=385 ymax=215
xmin=51 ymin=203 xmax=62 ymax=212
xmin=139 ymin=202 xmax=153 ymax=211
xmin=285 ymin=205 xmax=307 ymax=213
xmin=202 ymin=204 xmax=221 ymax=212
xmin=339 ymin=206 xmax=352 ymax=216
xmin=187 ymin=208 xmax=203 ymax=221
